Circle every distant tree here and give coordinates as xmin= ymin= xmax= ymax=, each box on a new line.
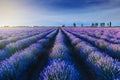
xmin=100 ymin=23 xmax=103 ymax=27
xmin=62 ymin=25 xmax=65 ymax=27
xmin=91 ymin=23 xmax=95 ymax=27
xmin=103 ymin=23 xmax=105 ymax=27
xmin=91 ymin=23 xmax=94 ymax=27
xmin=107 ymin=23 xmax=109 ymax=27
xmin=95 ymin=23 xmax=98 ymax=27
xmin=100 ymin=23 xmax=105 ymax=27
xmin=81 ymin=24 xmax=83 ymax=27
xmin=109 ymin=21 xmax=112 ymax=27
xmin=73 ymin=23 xmax=76 ymax=27
xmin=107 ymin=22 xmax=112 ymax=27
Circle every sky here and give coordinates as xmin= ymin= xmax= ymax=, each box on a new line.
xmin=0 ymin=0 xmax=120 ymax=26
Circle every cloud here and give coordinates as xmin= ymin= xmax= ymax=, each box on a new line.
xmin=0 ymin=0 xmax=120 ymax=26
xmin=33 ymin=0 xmax=120 ymax=10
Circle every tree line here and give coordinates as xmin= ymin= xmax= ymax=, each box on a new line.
xmin=62 ymin=22 xmax=112 ymax=27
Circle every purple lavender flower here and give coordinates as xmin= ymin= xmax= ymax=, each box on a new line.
xmin=107 ymin=44 xmax=120 ymax=59
xmin=39 ymin=59 xmax=80 ymax=80
xmin=63 ymin=28 xmax=120 ymax=80
xmin=0 ymin=43 xmax=43 ymax=80
xmin=0 ymin=30 xmax=52 ymax=61
xmin=50 ymin=44 xmax=71 ymax=61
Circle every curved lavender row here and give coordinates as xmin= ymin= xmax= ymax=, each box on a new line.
xmin=0 ymin=28 xmax=32 ymax=39
xmin=64 ymin=29 xmax=110 ymax=58
xmin=0 ymin=29 xmax=58 ymax=80
xmin=0 ymin=32 xmax=39 ymax=49
xmin=66 ymin=28 xmax=120 ymax=44
xmin=0 ymin=29 xmax=56 ymax=61
xmin=49 ymin=30 xmax=71 ymax=61
xmin=38 ymin=29 xmax=58 ymax=46
xmin=40 ymin=59 xmax=80 ymax=80
xmin=66 ymin=29 xmax=120 ymax=61
xmin=87 ymin=31 xmax=120 ymax=44
xmin=81 ymin=33 xmax=120 ymax=61
xmin=39 ymin=30 xmax=80 ymax=80
xmin=0 ymin=28 xmax=54 ymax=40
xmin=86 ymin=34 xmax=120 ymax=61
xmin=62 ymin=29 xmax=120 ymax=80
xmin=0 ymin=28 xmax=54 ymax=49
xmin=85 ymin=29 xmax=120 ymax=44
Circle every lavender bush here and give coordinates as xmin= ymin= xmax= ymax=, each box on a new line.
xmin=63 ymin=29 xmax=120 ymax=80
xmin=0 ymin=30 xmax=54 ymax=61
xmin=0 ymin=27 xmax=120 ymax=80
xmin=0 ymin=29 xmax=57 ymax=80
xmin=39 ymin=59 xmax=80 ymax=80
xmin=39 ymin=30 xmax=81 ymax=80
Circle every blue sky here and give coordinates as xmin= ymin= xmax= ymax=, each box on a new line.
xmin=0 ymin=0 xmax=120 ymax=26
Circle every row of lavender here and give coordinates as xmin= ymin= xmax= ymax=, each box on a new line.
xmin=39 ymin=30 xmax=81 ymax=80
xmin=0 ymin=28 xmax=54 ymax=49
xmin=38 ymin=28 xmax=120 ymax=80
xmin=63 ymin=28 xmax=120 ymax=80
xmin=0 ymin=28 xmax=56 ymax=61
xmin=0 ymin=28 xmax=58 ymax=80
xmin=0 ymin=27 xmax=120 ymax=80
xmin=0 ymin=30 xmax=56 ymax=61
xmin=68 ymin=28 xmax=120 ymax=44
xmin=65 ymin=28 xmax=120 ymax=61
xmin=0 ymin=28 xmax=51 ymax=40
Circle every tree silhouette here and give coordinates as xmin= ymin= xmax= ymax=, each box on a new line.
xmin=81 ymin=24 xmax=83 ymax=27
xmin=62 ymin=25 xmax=65 ymax=27
xmin=100 ymin=23 xmax=105 ymax=27
xmin=91 ymin=23 xmax=95 ymax=27
xmin=109 ymin=22 xmax=112 ymax=27
xmin=73 ymin=23 xmax=76 ymax=27
xmin=95 ymin=23 xmax=98 ymax=27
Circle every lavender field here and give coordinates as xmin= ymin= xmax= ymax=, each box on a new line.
xmin=0 ymin=27 xmax=120 ymax=80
